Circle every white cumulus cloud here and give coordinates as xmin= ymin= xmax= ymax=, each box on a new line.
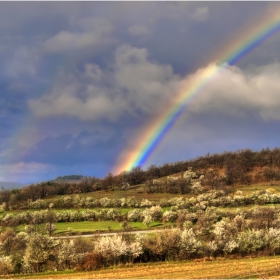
xmin=29 ymin=45 xmax=180 ymax=121
xmin=29 ymin=43 xmax=280 ymax=125
xmin=43 ymin=18 xmax=113 ymax=52
xmin=185 ymin=62 xmax=280 ymax=121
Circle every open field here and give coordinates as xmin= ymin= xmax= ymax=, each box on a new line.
xmin=9 ymin=255 xmax=280 ymax=279
xmin=42 ymin=186 xmax=196 ymax=204
xmin=37 ymin=182 xmax=280 ymax=205
xmin=16 ymin=221 xmax=171 ymax=235
xmin=53 ymin=220 xmax=168 ymax=234
xmin=236 ymin=183 xmax=280 ymax=194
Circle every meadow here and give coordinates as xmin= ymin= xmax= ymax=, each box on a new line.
xmin=15 ymin=220 xmax=169 ymax=235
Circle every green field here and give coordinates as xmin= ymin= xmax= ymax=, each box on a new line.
xmin=54 ymin=220 xmax=169 ymax=234
xmin=16 ymin=220 xmax=172 ymax=235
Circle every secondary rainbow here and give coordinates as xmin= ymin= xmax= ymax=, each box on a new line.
xmin=112 ymin=7 xmax=280 ymax=175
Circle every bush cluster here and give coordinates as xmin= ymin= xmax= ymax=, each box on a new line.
xmin=3 ymin=217 xmax=280 ymax=275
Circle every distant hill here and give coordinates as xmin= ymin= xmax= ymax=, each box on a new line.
xmin=0 ymin=182 xmax=25 ymax=190
xmin=51 ymin=175 xmax=88 ymax=183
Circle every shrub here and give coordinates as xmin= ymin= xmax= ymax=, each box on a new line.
xmin=94 ymin=235 xmax=128 ymax=265
xmin=162 ymin=210 xmax=178 ymax=222
xmin=127 ymin=209 xmax=142 ymax=222
xmin=99 ymin=197 xmax=112 ymax=208
xmin=0 ymin=255 xmax=13 ymax=274
xmin=78 ymin=252 xmax=104 ymax=271
xmin=143 ymin=214 xmax=153 ymax=227
xmin=238 ymin=229 xmax=265 ymax=254
xmin=265 ymin=228 xmax=280 ymax=253
xmin=180 ymin=229 xmax=202 ymax=258
xmin=149 ymin=206 xmax=163 ymax=221
xmin=140 ymin=199 xmax=152 ymax=208
xmin=29 ymin=199 xmax=46 ymax=209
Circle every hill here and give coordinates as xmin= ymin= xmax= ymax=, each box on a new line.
xmin=52 ymin=175 xmax=88 ymax=183
xmin=2 ymin=147 xmax=280 ymax=209
xmin=3 ymin=148 xmax=280 ymax=278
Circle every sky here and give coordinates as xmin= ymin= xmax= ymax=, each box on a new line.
xmin=2 ymin=2 xmax=280 ymax=184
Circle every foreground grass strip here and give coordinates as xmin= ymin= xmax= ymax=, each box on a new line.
xmin=9 ymin=255 xmax=280 ymax=279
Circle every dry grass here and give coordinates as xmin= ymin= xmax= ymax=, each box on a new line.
xmin=43 ymin=187 xmax=195 ymax=205
xmin=11 ymin=255 xmax=280 ymax=279
xmin=41 ymin=182 xmax=280 ymax=206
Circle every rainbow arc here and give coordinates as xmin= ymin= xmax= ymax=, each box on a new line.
xmin=112 ymin=7 xmax=280 ymax=175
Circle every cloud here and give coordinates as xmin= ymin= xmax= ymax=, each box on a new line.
xmin=184 ymin=62 xmax=280 ymax=121
xmin=150 ymin=2 xmax=210 ymax=22
xmin=43 ymin=18 xmax=113 ymax=52
xmin=128 ymin=25 xmax=149 ymax=37
xmin=29 ymin=45 xmax=180 ymax=121
xmin=6 ymin=46 xmax=38 ymax=78
xmin=30 ymin=43 xmax=280 ymax=125
xmin=191 ymin=6 xmax=209 ymax=21
xmin=28 ymin=61 xmax=124 ymax=121
xmin=114 ymin=45 xmax=180 ymax=115
xmin=29 ymin=78 xmax=124 ymax=121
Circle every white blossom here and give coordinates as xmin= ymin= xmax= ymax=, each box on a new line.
xmin=180 ymin=229 xmax=201 ymax=256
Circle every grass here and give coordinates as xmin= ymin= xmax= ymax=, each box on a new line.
xmin=16 ymin=220 xmax=172 ymax=235
xmin=238 ymin=183 xmax=280 ymax=193
xmin=42 ymin=186 xmax=195 ymax=205
xmin=54 ymin=221 xmax=168 ymax=234
xmin=9 ymin=255 xmax=280 ymax=279
xmin=217 ymin=204 xmax=280 ymax=213
xmin=13 ymin=183 xmax=280 ymax=212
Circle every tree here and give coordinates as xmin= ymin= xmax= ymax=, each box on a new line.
xmin=128 ymin=166 xmax=145 ymax=185
xmin=94 ymin=235 xmax=128 ymax=265
xmin=23 ymin=233 xmax=59 ymax=273
xmin=102 ymin=173 xmax=114 ymax=192
xmin=45 ymin=222 xmax=56 ymax=236
xmin=57 ymin=240 xmax=77 ymax=270
xmin=0 ymin=255 xmax=13 ymax=275
xmin=129 ymin=241 xmax=143 ymax=261
xmin=143 ymin=214 xmax=153 ymax=227
xmin=176 ymin=178 xmax=191 ymax=194
xmin=0 ymin=230 xmax=17 ymax=254
xmin=238 ymin=229 xmax=264 ymax=255
xmin=180 ymin=229 xmax=201 ymax=258
xmin=45 ymin=210 xmax=57 ymax=236
xmin=146 ymin=164 xmax=160 ymax=179
xmin=149 ymin=206 xmax=163 ymax=221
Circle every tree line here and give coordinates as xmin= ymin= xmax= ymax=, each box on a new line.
xmin=2 ymin=188 xmax=280 ymax=227
xmin=2 ymin=205 xmax=280 ymax=274
xmin=2 ymin=148 xmax=280 ymax=209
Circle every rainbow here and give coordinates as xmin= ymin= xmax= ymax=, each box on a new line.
xmin=112 ymin=6 xmax=280 ymax=175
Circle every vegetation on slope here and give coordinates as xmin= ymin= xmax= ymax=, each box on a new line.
xmin=2 ymin=148 xmax=280 ymax=277
xmin=3 ymin=147 xmax=280 ymax=211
